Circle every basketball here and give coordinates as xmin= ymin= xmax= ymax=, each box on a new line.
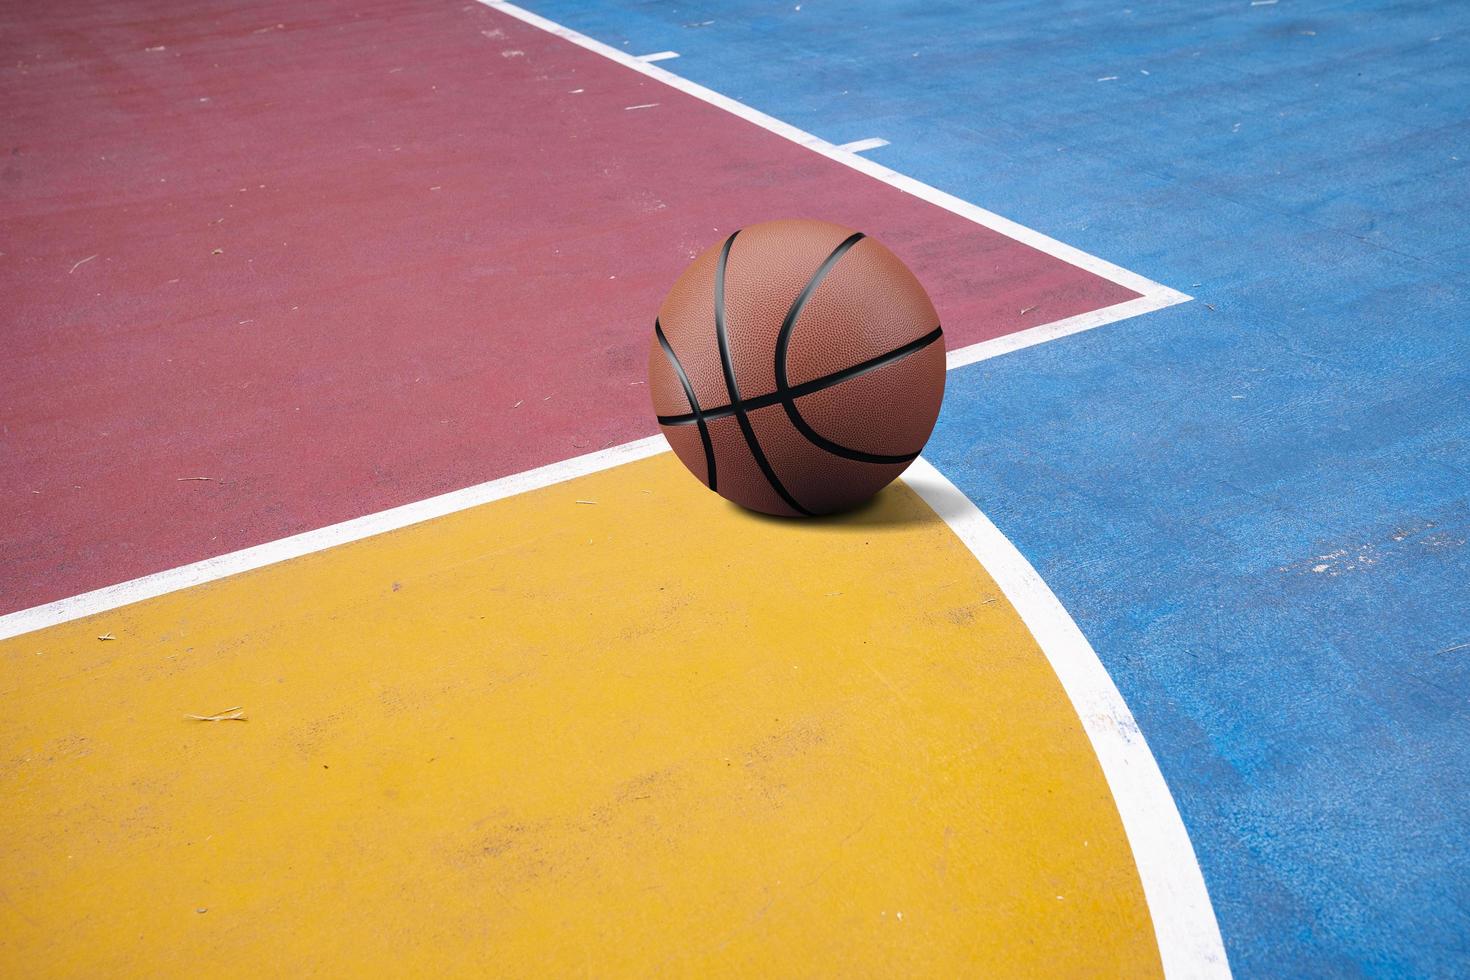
xmin=648 ymin=218 xmax=946 ymax=516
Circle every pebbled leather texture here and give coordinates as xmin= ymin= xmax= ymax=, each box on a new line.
xmin=649 ymin=218 xmax=945 ymax=516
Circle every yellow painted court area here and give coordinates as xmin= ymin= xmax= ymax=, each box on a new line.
xmin=1 ymin=454 xmax=1160 ymax=976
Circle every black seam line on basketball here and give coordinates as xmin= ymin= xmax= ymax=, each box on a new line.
xmin=772 ymin=232 xmax=865 ymax=389
xmin=712 ymin=230 xmax=814 ymax=516
xmin=654 ymin=319 xmax=717 ymax=492
xmin=772 ymin=232 xmax=922 ymax=465
xmin=656 ymin=325 xmax=943 ymax=427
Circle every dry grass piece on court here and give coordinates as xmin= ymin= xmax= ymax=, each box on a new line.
xmin=185 ymin=706 xmax=247 ymax=722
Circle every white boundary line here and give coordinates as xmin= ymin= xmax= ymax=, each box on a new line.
xmin=2 ymin=13 xmax=1223 ymax=974
xmin=0 ymin=437 xmax=666 ymax=641
xmin=903 ymin=459 xmax=1230 ymax=978
xmin=480 ymin=0 xmax=1191 ymax=308
xmin=947 ymin=293 xmax=1181 ymax=370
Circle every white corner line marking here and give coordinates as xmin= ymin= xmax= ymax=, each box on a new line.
xmin=902 ymin=458 xmax=1231 ymax=979
xmin=478 ymin=0 xmax=1188 ymax=305
xmin=837 ymin=137 xmax=889 ymax=153
xmin=946 ymin=292 xmax=1184 ymax=370
xmin=635 ymin=50 xmax=679 ymax=62
xmin=0 ymin=437 xmax=667 ymax=642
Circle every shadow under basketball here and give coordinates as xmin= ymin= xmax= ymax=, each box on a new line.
xmin=725 ymin=478 xmax=941 ymax=531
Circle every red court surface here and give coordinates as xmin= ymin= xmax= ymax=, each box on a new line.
xmin=1 ymin=0 xmax=1137 ymax=614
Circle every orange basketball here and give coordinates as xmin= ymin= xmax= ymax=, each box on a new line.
xmin=648 ymin=218 xmax=946 ymax=516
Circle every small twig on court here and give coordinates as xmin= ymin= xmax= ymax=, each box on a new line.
xmin=186 ymin=706 xmax=246 ymax=722
xmin=69 ymin=254 xmax=98 ymax=274
xmin=575 ymin=499 xmax=597 ymax=504
xmin=177 ymin=476 xmax=221 ymax=483
xmin=97 ymin=632 xmax=115 ymax=641
xmin=1019 ymin=305 xmax=1037 ymax=315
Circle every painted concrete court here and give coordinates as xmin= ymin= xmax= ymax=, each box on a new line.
xmin=2 ymin=0 xmax=1466 ymax=976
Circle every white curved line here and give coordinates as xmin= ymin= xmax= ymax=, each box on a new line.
xmin=903 ymin=457 xmax=1230 ymax=978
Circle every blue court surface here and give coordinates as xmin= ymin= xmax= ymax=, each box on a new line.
xmin=519 ymin=1 xmax=1470 ymax=975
